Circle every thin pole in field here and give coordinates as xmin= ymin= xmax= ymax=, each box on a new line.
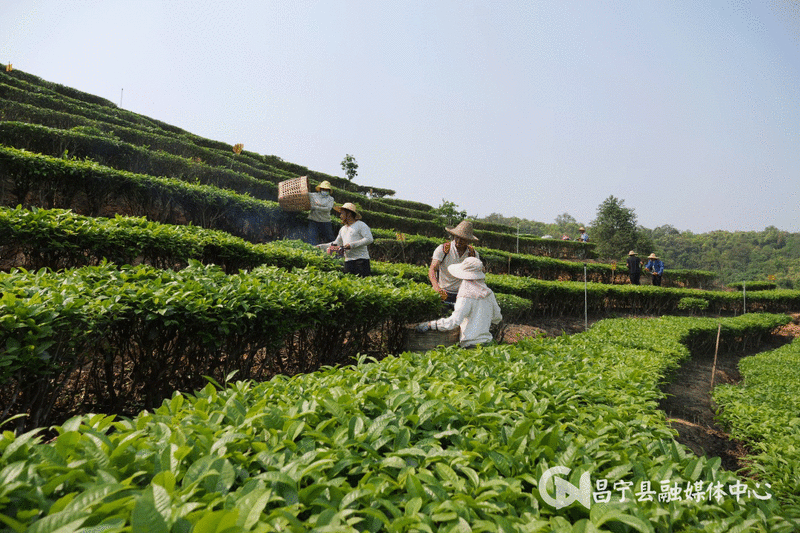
xmin=584 ymin=264 xmax=588 ymax=331
xmin=743 ymin=281 xmax=747 ymax=314
xmin=711 ymin=323 xmax=722 ymax=389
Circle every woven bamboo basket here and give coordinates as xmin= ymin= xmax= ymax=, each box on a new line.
xmin=278 ymin=176 xmax=311 ymax=211
xmin=404 ymin=326 xmax=460 ymax=352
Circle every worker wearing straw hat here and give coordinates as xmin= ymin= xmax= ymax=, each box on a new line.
xmin=578 ymin=227 xmax=589 ymax=242
xmin=326 ymin=202 xmax=373 ymax=277
xmin=307 ymin=180 xmax=335 ymax=245
xmin=644 ymin=253 xmax=664 ymax=286
xmin=416 ymin=257 xmax=502 ymax=348
xmin=428 ymin=220 xmax=481 ymax=306
xmin=627 ymin=250 xmax=642 ymax=285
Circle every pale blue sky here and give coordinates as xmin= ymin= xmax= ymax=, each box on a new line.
xmin=2 ymin=0 xmax=798 ymax=233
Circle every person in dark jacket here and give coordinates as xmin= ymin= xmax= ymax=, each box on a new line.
xmin=627 ymin=250 xmax=642 ymax=285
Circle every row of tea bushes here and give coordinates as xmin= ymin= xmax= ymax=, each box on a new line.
xmin=0 ymin=116 xmax=455 ymax=237
xmin=0 ymin=73 xmax=303 ymax=182
xmin=369 ymin=220 xmax=596 ymax=260
xmin=0 ymin=262 xmax=441 ymax=432
xmin=726 ymin=281 xmax=778 ymax=292
xmin=3 ymin=71 xmax=596 ymax=259
xmin=0 ymin=206 xmax=336 ymax=273
xmin=373 ymin=260 xmax=800 ymax=317
xmin=3 ymin=68 xmax=398 ymax=197
xmin=713 ymin=337 xmax=800 ymax=507
xmin=0 ymin=121 xmax=284 ymax=199
xmin=2 ymin=203 xmax=793 ymax=324
xmin=3 ymin=70 xmax=592 ymax=256
xmin=0 ymin=139 xmax=532 ymax=259
xmin=0 ymin=206 xmax=707 ymax=304
xmin=0 ymin=314 xmax=797 ymax=531
xmin=486 ymin=273 xmax=800 ymax=317
xmin=0 ymin=146 xmax=308 ymax=242
xmin=370 ymin=230 xmax=716 ymax=288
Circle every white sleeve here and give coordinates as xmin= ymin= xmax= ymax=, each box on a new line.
xmin=491 ymin=295 xmax=503 ymax=325
xmin=433 ymin=297 xmax=469 ymax=332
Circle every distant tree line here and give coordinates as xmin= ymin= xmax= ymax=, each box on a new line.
xmin=476 ymin=196 xmax=799 ymax=289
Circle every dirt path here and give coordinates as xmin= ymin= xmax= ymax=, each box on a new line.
xmin=659 ymin=317 xmax=800 ymax=473
xmin=504 ymin=314 xmax=800 ymax=474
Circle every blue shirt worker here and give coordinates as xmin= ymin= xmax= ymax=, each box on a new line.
xmin=578 ymin=227 xmax=589 ymax=242
xmin=644 ymin=253 xmax=665 ymax=286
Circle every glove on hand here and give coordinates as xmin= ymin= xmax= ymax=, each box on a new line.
xmin=415 ymin=322 xmax=431 ymax=333
xmin=438 ymin=289 xmax=448 ymax=301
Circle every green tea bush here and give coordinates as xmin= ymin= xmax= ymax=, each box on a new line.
xmin=0 ymin=315 xmax=797 ymax=531
xmin=713 ymin=338 xmax=800 ymax=507
xmin=727 ymin=281 xmax=777 ymax=291
xmin=0 ymin=145 xmax=305 ymax=242
xmin=0 ymin=262 xmax=441 ymax=431
xmin=0 ymin=206 xmax=338 ymax=273
xmin=677 ymin=297 xmax=709 ymax=315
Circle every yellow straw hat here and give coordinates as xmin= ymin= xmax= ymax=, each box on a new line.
xmin=445 ymin=220 xmax=479 ymax=242
xmin=333 ymin=202 xmax=362 ymax=219
xmin=316 ymin=180 xmax=332 ymax=191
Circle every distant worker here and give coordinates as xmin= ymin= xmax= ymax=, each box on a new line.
xmin=578 ymin=227 xmax=589 ymax=242
xmin=416 ymin=257 xmax=502 ymax=348
xmin=561 ymin=234 xmax=571 ymax=241
xmin=307 ymin=180 xmax=335 ymax=245
xmin=644 ymin=253 xmax=665 ymax=286
xmin=627 ymin=250 xmax=642 ymax=285
xmin=428 ymin=220 xmax=480 ymax=305
xmin=326 ymin=202 xmax=373 ymax=277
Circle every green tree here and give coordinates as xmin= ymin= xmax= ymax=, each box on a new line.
xmin=432 ymin=199 xmax=467 ymax=227
xmin=340 ymin=154 xmax=358 ymax=182
xmin=590 ymin=196 xmax=651 ymax=259
xmin=555 ymin=213 xmax=579 ymax=236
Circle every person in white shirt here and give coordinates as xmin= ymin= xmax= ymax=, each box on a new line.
xmin=307 ymin=180 xmax=335 ymax=245
xmin=428 ymin=220 xmax=480 ymax=306
xmin=416 ymin=257 xmax=502 ymax=348
xmin=326 ymin=202 xmax=373 ymax=277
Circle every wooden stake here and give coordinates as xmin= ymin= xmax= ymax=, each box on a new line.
xmin=710 ymin=323 xmax=722 ymax=389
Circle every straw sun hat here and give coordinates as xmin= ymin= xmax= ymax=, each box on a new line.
xmin=648 ymin=253 xmax=658 ymax=259
xmin=447 ymin=257 xmax=485 ymax=280
xmin=315 ymin=180 xmax=332 ymax=191
xmin=628 ymin=250 xmax=637 ymax=256
xmin=333 ymin=202 xmax=362 ymax=219
xmin=446 ymin=220 xmax=479 ymax=242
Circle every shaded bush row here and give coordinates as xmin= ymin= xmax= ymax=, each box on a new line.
xmin=0 ymin=262 xmax=441 ymax=432
xmin=0 ymin=145 xmax=308 ymax=242
xmin=0 ymin=206 xmax=338 ymax=273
